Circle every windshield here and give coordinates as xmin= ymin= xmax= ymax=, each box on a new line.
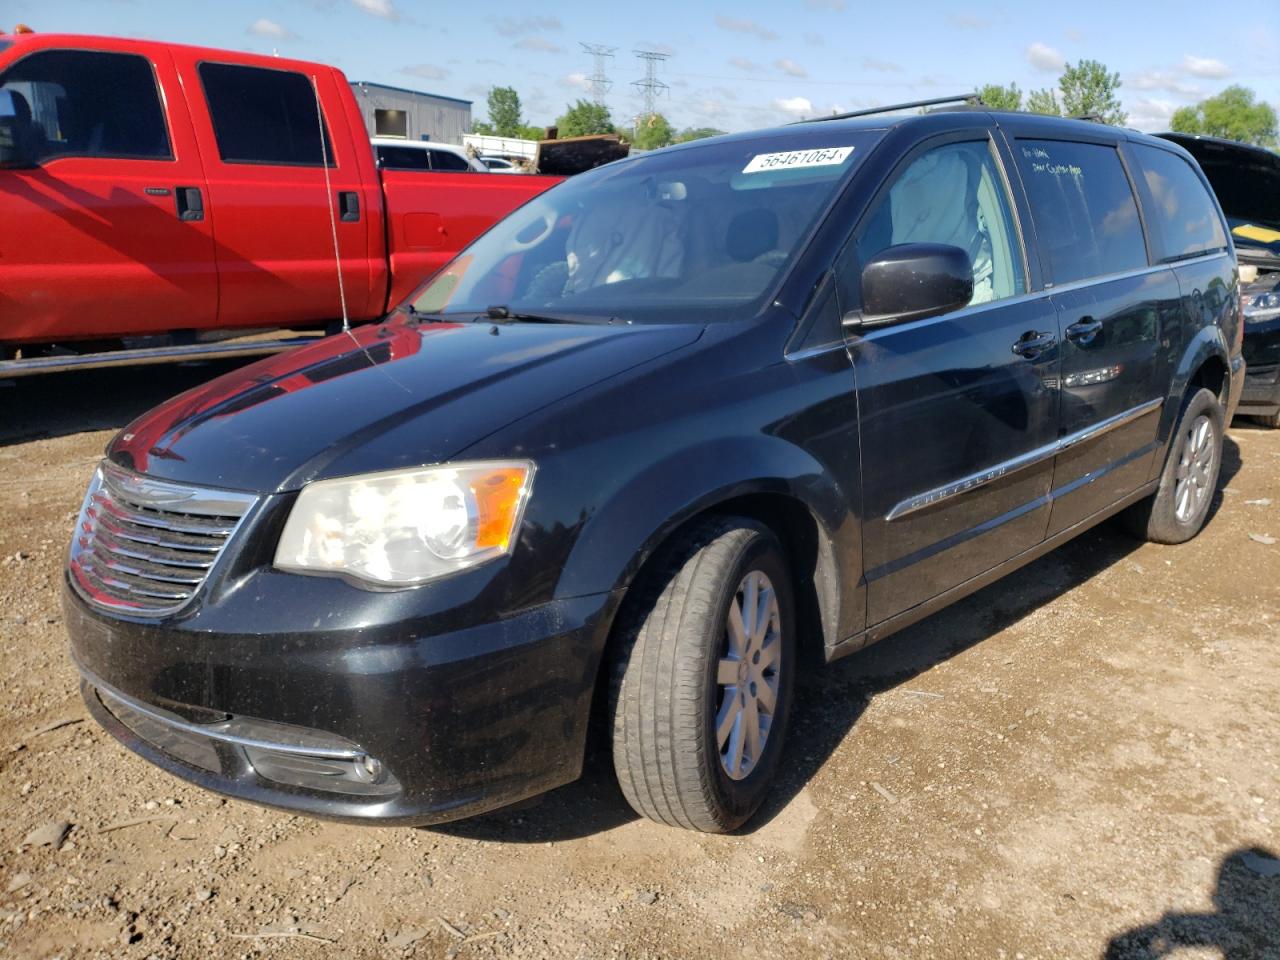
xmin=409 ymin=130 xmax=880 ymax=323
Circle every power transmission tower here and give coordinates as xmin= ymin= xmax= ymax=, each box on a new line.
xmin=632 ymin=50 xmax=670 ymax=118
xmin=579 ymin=42 xmax=616 ymax=106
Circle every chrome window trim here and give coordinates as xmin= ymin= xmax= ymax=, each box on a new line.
xmin=886 ymin=397 xmax=1164 ymax=521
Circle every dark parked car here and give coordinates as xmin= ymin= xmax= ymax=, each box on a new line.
xmin=66 ymin=106 xmax=1245 ymax=833
xmin=1157 ymin=132 xmax=1280 ymax=427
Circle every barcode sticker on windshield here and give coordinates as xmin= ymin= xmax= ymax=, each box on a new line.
xmin=742 ymin=146 xmax=855 ymax=174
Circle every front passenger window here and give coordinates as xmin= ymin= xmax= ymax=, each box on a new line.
xmin=853 ymin=140 xmax=1026 ymax=307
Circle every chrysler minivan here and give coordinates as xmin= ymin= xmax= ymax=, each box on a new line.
xmin=65 ymin=106 xmax=1245 ymax=833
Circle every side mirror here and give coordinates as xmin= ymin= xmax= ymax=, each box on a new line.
xmin=0 ymin=90 xmax=35 ymax=168
xmin=851 ymin=242 xmax=974 ymax=327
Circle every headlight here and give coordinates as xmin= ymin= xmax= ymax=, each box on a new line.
xmin=1243 ymin=290 xmax=1280 ymax=323
xmin=274 ymin=461 xmax=534 ymax=587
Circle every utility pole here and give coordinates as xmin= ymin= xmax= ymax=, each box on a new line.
xmin=632 ymin=50 xmax=670 ymax=119
xmin=579 ymin=42 xmax=616 ymax=106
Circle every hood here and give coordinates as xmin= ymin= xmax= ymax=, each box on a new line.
xmin=109 ymin=317 xmax=703 ymax=493
xmin=1156 ymin=133 xmax=1280 ymax=262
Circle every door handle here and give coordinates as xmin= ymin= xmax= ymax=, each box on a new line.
xmin=1065 ymin=316 xmax=1103 ymax=345
xmin=175 ymin=186 xmax=203 ymax=221
xmin=338 ymin=191 xmax=360 ymax=222
xmin=1011 ymin=330 xmax=1056 ymax=358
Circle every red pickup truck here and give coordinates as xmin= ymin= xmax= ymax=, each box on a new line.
xmin=0 ymin=30 xmax=560 ymax=375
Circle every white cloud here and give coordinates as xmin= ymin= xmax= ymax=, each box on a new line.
xmin=861 ymin=56 xmax=902 ymax=73
xmin=401 ymin=63 xmax=448 ymax=81
xmin=774 ymin=96 xmax=813 ymax=117
xmin=562 ymin=72 xmax=591 ymax=91
xmin=775 ymin=58 xmax=807 ymax=78
xmin=350 ymin=0 xmax=398 ymax=20
xmin=729 ymin=56 xmax=765 ymax=72
xmin=803 ymin=31 xmax=824 ymax=46
xmin=1026 ymin=42 xmax=1066 ymax=72
xmin=514 ymin=37 xmax=564 ymax=54
xmin=949 ymin=13 xmax=990 ymax=29
xmin=1130 ymin=69 xmax=1201 ymax=99
xmin=492 ymin=16 xmax=562 ymax=37
xmin=715 ymin=15 xmax=779 ymax=42
xmin=804 ymin=0 xmax=845 ymax=9
xmin=247 ymin=18 xmax=295 ymax=40
xmin=1181 ymin=55 xmax=1230 ymax=78
xmin=1126 ymin=96 xmax=1178 ymax=132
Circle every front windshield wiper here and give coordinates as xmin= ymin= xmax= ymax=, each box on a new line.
xmin=483 ymin=305 xmax=624 ymax=325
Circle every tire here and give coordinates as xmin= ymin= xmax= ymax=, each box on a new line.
xmin=1124 ymin=387 xmax=1224 ymax=544
xmin=609 ymin=517 xmax=796 ymax=832
xmin=1256 ymin=411 xmax=1280 ymax=430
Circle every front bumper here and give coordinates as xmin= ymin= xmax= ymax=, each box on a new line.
xmin=65 ymin=581 xmax=617 ymax=825
xmin=1237 ymin=315 xmax=1280 ymax=417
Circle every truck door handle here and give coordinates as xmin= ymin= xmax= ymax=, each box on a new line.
xmin=338 ymin=191 xmax=360 ymax=222
xmin=1011 ymin=330 xmax=1057 ymax=358
xmin=175 ymin=186 xmax=204 ymax=221
xmin=1065 ymin=317 xmax=1103 ymax=344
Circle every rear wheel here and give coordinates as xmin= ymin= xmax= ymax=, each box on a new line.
xmin=1255 ymin=411 xmax=1280 ymax=430
xmin=1124 ymin=387 xmax=1224 ymax=543
xmin=609 ymin=517 xmax=795 ymax=832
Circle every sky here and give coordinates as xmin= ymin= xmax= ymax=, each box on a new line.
xmin=9 ymin=0 xmax=1279 ymax=135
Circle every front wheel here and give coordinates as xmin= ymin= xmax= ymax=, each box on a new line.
xmin=609 ymin=517 xmax=796 ymax=832
xmin=1124 ymin=387 xmax=1224 ymax=543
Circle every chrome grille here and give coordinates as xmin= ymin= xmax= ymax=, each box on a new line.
xmin=69 ymin=462 xmax=257 ymax=617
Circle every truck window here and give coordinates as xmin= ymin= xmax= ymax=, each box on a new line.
xmin=1014 ymin=140 xmax=1149 ymax=285
xmin=198 ymin=62 xmax=334 ymax=166
xmin=429 ymin=149 xmax=470 ymax=172
xmin=376 ymin=145 xmax=431 ymax=171
xmin=0 ymin=50 xmax=171 ymax=163
xmin=1132 ymin=144 xmax=1229 ymax=262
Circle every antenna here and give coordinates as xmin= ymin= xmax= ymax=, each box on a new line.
xmin=632 ymin=50 xmax=669 ymax=118
xmin=313 ymin=76 xmax=350 ymax=333
xmin=579 ymin=42 xmax=616 ymax=106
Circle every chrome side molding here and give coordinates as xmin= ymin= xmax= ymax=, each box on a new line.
xmin=887 ymin=397 xmax=1164 ymax=521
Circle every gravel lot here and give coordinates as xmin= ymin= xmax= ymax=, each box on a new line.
xmin=1 ymin=363 xmax=1277 ymax=960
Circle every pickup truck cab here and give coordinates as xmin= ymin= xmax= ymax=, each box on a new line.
xmin=0 ymin=31 xmax=559 ymax=373
xmin=65 ymin=107 xmax=1245 ymax=833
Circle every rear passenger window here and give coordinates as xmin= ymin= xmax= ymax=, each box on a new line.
xmin=1015 ymin=140 xmax=1148 ymax=285
xmin=0 ymin=50 xmax=171 ymax=163
xmin=199 ymin=62 xmax=334 ymax=166
xmin=1133 ymin=145 xmax=1228 ymax=261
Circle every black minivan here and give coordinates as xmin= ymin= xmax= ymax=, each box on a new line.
xmin=65 ymin=107 xmax=1245 ymax=833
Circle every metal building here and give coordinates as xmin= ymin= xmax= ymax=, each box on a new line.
xmin=348 ymin=81 xmax=472 ymax=146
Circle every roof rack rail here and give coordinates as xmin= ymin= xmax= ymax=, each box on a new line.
xmin=801 ymin=93 xmax=982 ymax=123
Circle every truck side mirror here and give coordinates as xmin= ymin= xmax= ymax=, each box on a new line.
xmin=0 ymin=89 xmax=36 ymax=168
xmin=851 ymin=242 xmax=974 ymax=328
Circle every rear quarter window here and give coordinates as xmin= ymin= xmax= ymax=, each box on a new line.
xmin=1014 ymin=139 xmax=1149 ymax=285
xmin=1132 ymin=144 xmax=1228 ymax=262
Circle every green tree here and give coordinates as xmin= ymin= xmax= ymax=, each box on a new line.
xmin=1171 ymin=86 xmax=1278 ymax=147
xmin=633 ymin=112 xmax=674 ymax=150
xmin=1058 ymin=59 xmax=1126 ymax=124
xmin=485 ymin=86 xmax=523 ymax=138
xmin=978 ymin=83 xmax=1022 ymax=111
xmin=674 ymin=126 xmax=727 ymax=143
xmin=555 ymin=99 xmax=615 ymax=137
xmin=1026 ymin=88 xmax=1062 ymax=116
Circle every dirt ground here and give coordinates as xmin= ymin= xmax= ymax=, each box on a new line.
xmin=0 ymin=362 xmax=1277 ymax=960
